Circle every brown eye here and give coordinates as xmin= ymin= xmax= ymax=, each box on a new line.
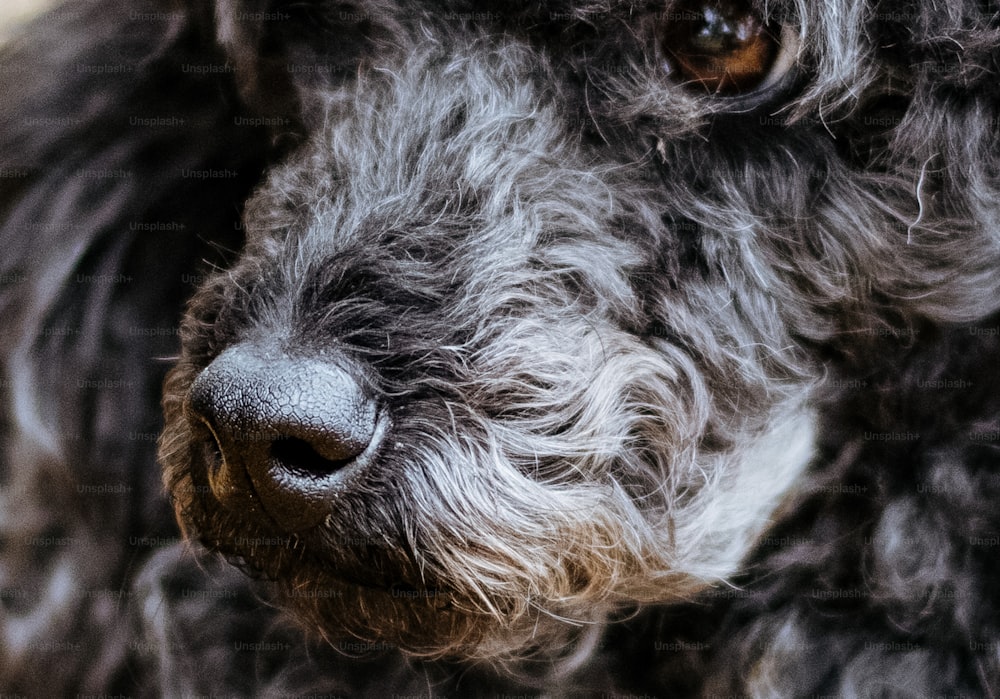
xmin=658 ymin=0 xmax=788 ymax=95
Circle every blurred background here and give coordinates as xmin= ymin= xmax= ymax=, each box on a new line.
xmin=0 ymin=0 xmax=55 ymax=41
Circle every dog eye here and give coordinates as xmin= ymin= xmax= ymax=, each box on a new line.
xmin=658 ymin=0 xmax=795 ymax=96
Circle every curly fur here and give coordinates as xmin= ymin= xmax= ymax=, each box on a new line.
xmin=2 ymin=0 xmax=1000 ymax=696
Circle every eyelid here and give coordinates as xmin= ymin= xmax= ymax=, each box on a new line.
xmin=755 ymin=24 xmax=802 ymax=93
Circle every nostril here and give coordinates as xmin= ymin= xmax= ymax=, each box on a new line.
xmin=205 ymin=430 xmax=224 ymax=471
xmin=270 ymin=436 xmax=355 ymax=477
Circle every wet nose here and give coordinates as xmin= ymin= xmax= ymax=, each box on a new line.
xmin=186 ymin=343 xmax=380 ymax=532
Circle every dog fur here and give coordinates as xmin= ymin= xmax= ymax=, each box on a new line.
xmin=2 ymin=0 xmax=1000 ymax=695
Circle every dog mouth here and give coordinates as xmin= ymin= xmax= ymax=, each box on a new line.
xmin=180 ymin=433 xmax=445 ymax=597
xmin=194 ymin=502 xmax=427 ymax=592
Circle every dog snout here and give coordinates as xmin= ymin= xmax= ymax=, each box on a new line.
xmin=186 ymin=343 xmax=382 ymax=532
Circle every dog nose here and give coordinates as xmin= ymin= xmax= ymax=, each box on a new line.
xmin=186 ymin=343 xmax=380 ymax=532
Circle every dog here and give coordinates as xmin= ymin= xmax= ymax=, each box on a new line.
xmin=2 ymin=0 xmax=1000 ymax=695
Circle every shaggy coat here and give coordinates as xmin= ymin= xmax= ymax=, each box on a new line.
xmin=2 ymin=0 xmax=1000 ymax=696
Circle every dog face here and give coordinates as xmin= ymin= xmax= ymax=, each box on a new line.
xmin=158 ymin=0 xmax=1000 ymax=659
